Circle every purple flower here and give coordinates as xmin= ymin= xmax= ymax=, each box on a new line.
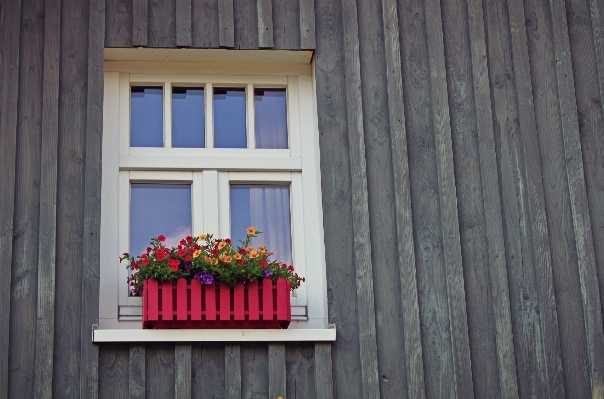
xmin=262 ymin=269 xmax=273 ymax=277
xmin=201 ymin=274 xmax=214 ymax=285
xmin=195 ymin=272 xmax=203 ymax=281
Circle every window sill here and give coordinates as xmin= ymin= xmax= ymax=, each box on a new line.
xmin=92 ymin=324 xmax=336 ymax=343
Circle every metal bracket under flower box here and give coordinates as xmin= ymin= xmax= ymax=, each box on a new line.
xmin=143 ymin=277 xmax=291 ymax=329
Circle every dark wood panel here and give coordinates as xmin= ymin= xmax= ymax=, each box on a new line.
xmin=175 ymin=344 xmax=192 ymax=398
xmin=340 ymin=0 xmax=381 ymax=397
xmin=192 ymin=342 xmax=225 ymax=398
xmin=79 ymin=0 xmax=105 ymax=396
xmin=234 ymin=0 xmax=258 ymax=49
xmin=9 ymin=0 xmax=45 ymax=397
xmin=313 ymin=343 xmax=333 ymax=399
xmin=241 ymin=343 xmax=269 ymax=398
xmin=149 ymin=0 xmax=176 ymax=47
xmin=129 ymin=345 xmax=146 ymax=399
xmin=145 ymin=343 xmax=175 ymax=397
xmin=440 ymin=0 xmax=502 ymax=396
xmin=285 ymin=343 xmax=316 ymax=399
xmin=224 ymin=344 xmax=241 ymax=398
xmin=465 ymin=0 xmax=519 ymax=397
xmin=52 ymin=0 xmax=90 ymax=396
xmin=98 ymin=344 xmax=129 ymax=399
xmin=314 ymin=0 xmax=364 ymax=396
xmin=268 ymin=344 xmax=286 ymax=398
xmin=176 ymin=0 xmax=192 ymax=46
xmin=218 ymin=0 xmax=234 ymax=47
xmin=33 ymin=0 xmax=61 ymax=396
xmin=381 ymin=0 xmax=426 ymax=397
xmin=192 ymin=0 xmax=219 ymax=48
xmin=105 ymin=0 xmax=133 ymax=47
xmin=272 ymin=0 xmax=300 ymax=49
xmin=257 ymin=0 xmax=273 ymax=48
xmin=0 ymin=0 xmax=21 ymax=397
xmin=356 ymin=1 xmax=405 ymax=398
xmin=299 ymin=0 xmax=315 ymax=49
xmin=132 ymin=0 xmax=149 ymax=46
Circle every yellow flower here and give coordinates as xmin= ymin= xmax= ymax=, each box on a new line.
xmin=247 ymin=246 xmax=254 ymax=252
xmin=249 ymin=250 xmax=259 ymax=259
xmin=198 ymin=234 xmax=207 ymax=241
xmin=258 ymin=246 xmax=267 ymax=254
xmin=234 ymin=253 xmax=242 ymax=260
xmin=218 ymin=241 xmax=227 ymax=250
xmin=193 ymin=250 xmax=202 ymax=258
xmin=211 ymin=257 xmax=219 ymax=265
xmin=247 ymin=227 xmax=256 ymax=235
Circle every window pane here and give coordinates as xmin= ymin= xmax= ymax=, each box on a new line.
xmin=131 ymin=87 xmax=163 ymax=147
xmin=255 ymin=89 xmax=287 ymax=149
xmin=130 ymin=184 xmax=192 ymax=258
xmin=230 ymin=185 xmax=292 ymax=265
xmin=214 ymin=88 xmax=246 ymax=148
xmin=172 ymin=87 xmax=205 ymax=148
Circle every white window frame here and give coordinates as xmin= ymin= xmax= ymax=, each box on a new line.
xmin=99 ymin=54 xmax=327 ymax=330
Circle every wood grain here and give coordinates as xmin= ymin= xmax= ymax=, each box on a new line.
xmin=192 ymin=342 xmax=225 ymax=398
xmin=146 ymin=343 xmax=175 ymax=397
xmin=272 ymin=0 xmax=300 ymax=49
xmin=175 ymin=344 xmax=192 ymax=398
xmin=192 ymin=0 xmax=219 ymax=48
xmin=0 ymin=0 xmax=21 ymax=397
xmin=268 ymin=344 xmax=286 ymax=398
xmin=241 ymin=343 xmax=269 ymax=398
xmin=32 ymin=0 xmax=60 ymax=397
xmin=285 ymin=343 xmax=316 ymax=399
xmin=224 ymin=344 xmax=241 ymax=398
xmin=218 ymin=0 xmax=234 ymax=47
xmin=233 ymin=0 xmax=258 ymax=49
xmin=257 ymin=0 xmax=273 ymax=48
xmin=299 ymin=0 xmax=315 ymax=49
xmin=176 ymin=0 xmax=192 ymax=46
xmin=132 ymin=0 xmax=148 ymax=46
xmin=314 ymin=343 xmax=333 ymax=399
xmin=105 ymin=0 xmax=133 ymax=47
xmin=129 ymin=345 xmax=146 ymax=399
xmin=98 ymin=344 xmax=129 ymax=399
xmin=149 ymin=0 xmax=176 ymax=47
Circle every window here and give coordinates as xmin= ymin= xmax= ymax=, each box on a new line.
xmin=99 ymin=49 xmax=327 ymax=330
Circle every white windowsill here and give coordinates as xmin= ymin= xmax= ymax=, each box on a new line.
xmin=92 ymin=324 xmax=336 ymax=343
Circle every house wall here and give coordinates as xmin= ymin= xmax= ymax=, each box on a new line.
xmin=2 ymin=0 xmax=604 ymax=398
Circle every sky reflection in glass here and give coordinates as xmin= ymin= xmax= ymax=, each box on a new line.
xmin=172 ymin=87 xmax=205 ymax=148
xmin=130 ymin=184 xmax=192 ymax=259
xmin=131 ymin=87 xmax=163 ymax=147
xmin=214 ymin=88 xmax=246 ymax=148
xmin=255 ymin=89 xmax=287 ymax=149
xmin=230 ymin=185 xmax=292 ymax=265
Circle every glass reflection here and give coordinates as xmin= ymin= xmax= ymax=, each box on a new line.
xmin=131 ymin=87 xmax=163 ymax=147
xmin=255 ymin=89 xmax=287 ymax=149
xmin=230 ymin=185 xmax=292 ymax=265
xmin=214 ymin=88 xmax=246 ymax=148
xmin=172 ymin=87 xmax=205 ymax=148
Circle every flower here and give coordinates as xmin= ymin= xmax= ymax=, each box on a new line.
xmin=186 ymin=236 xmax=193 ymax=242
xmin=146 ymin=247 xmax=152 ymax=253
xmin=249 ymin=250 xmax=259 ymax=259
xmin=157 ymin=252 xmax=165 ymax=261
xmin=168 ymin=259 xmax=180 ymax=271
xmin=185 ymin=255 xmax=192 ymax=261
xmin=201 ymin=274 xmax=214 ymax=285
xmin=258 ymin=246 xmax=267 ymax=254
xmin=157 ymin=235 xmax=166 ymax=242
xmin=239 ymin=248 xmax=246 ymax=254
xmin=211 ymin=249 xmax=219 ymax=256
xmin=198 ymin=234 xmax=207 ymax=241
xmin=193 ymin=250 xmax=202 ymax=258
xmin=260 ymin=260 xmax=268 ymax=268
xmin=225 ymin=238 xmax=232 ymax=244
xmin=141 ymin=258 xmax=149 ymax=266
xmin=178 ymin=249 xmax=186 ymax=257
xmin=262 ymin=269 xmax=273 ymax=277
xmin=132 ymin=261 xmax=139 ymax=270
xmin=288 ymin=265 xmax=294 ymax=271
xmin=247 ymin=227 xmax=256 ymax=235
xmin=234 ymin=253 xmax=242 ymax=260
xmin=217 ymin=241 xmax=227 ymax=250
xmin=247 ymin=246 xmax=254 ymax=252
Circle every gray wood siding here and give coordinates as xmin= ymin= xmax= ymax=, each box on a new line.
xmin=2 ymin=0 xmax=604 ymax=397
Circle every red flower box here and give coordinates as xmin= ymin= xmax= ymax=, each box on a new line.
xmin=142 ymin=278 xmax=291 ymax=329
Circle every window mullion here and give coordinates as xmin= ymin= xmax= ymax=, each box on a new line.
xmin=247 ymin=83 xmax=255 ymax=149
xmin=202 ymin=170 xmax=219 ymax=236
xmin=205 ymin=83 xmax=214 ymax=148
xmin=192 ymin=171 xmax=204 ymax=236
xmin=164 ymin=81 xmax=172 ymax=148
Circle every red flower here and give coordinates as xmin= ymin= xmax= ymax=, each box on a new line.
xmin=157 ymin=253 xmax=165 ymax=261
xmin=180 ymin=239 xmax=186 ymax=246
xmin=225 ymin=238 xmax=232 ymax=244
xmin=157 ymin=235 xmax=166 ymax=242
xmin=156 ymin=248 xmax=163 ymax=256
xmin=239 ymin=248 xmax=246 ymax=254
xmin=178 ymin=249 xmax=186 ymax=257
xmin=237 ymin=259 xmax=244 ymax=264
xmin=168 ymin=259 xmax=180 ymax=271
xmin=288 ymin=265 xmax=294 ymax=271
xmin=141 ymin=258 xmax=149 ymax=266
xmin=189 ymin=247 xmax=196 ymax=254
xmin=186 ymin=236 xmax=193 ymax=242
xmin=260 ymin=260 xmax=268 ymax=268
xmin=146 ymin=247 xmax=152 ymax=253
xmin=185 ymin=255 xmax=192 ymax=261
xmin=211 ymin=249 xmax=219 ymax=256
xmin=132 ymin=261 xmax=139 ymax=270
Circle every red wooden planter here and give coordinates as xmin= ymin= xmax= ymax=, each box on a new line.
xmin=142 ymin=278 xmax=291 ymax=329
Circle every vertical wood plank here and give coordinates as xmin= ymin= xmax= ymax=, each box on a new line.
xmin=268 ymin=344 xmax=286 ymax=399
xmin=80 ymin=0 xmax=105 ymax=397
xmin=206 ymin=282 xmax=217 ymax=320
xmin=234 ymin=283 xmax=244 ymax=320
xmin=177 ymin=278 xmax=187 ymax=320
xmin=176 ymin=0 xmax=192 ymax=46
xmin=272 ymin=0 xmax=300 ymax=49
xmin=224 ymin=344 xmax=242 ymax=399
xmin=233 ymin=0 xmax=259 ymax=49
xmin=285 ymin=343 xmax=316 ymax=399
xmin=191 ymin=278 xmax=202 ymax=320
xmin=220 ymin=281 xmax=230 ymax=320
xmin=132 ymin=0 xmax=149 ymax=46
xmin=129 ymin=344 xmax=146 ymax=399
xmin=162 ymin=281 xmax=174 ymax=320
xmin=241 ymin=343 xmax=269 ymax=398
xmin=465 ymin=0 xmax=519 ymax=397
xmin=98 ymin=344 xmax=129 ymax=399
xmin=192 ymin=342 xmax=225 ymax=398
xmin=149 ymin=0 xmax=176 ymax=47
xmin=146 ymin=343 xmax=175 ymax=398
xmin=257 ymin=0 xmax=274 ymax=48
xmin=53 ymin=0 xmax=90 ymax=395
xmin=262 ymin=278 xmax=273 ymax=320
xmin=105 ymin=0 xmax=133 ymax=47
xmin=340 ymin=0 xmax=380 ymax=397
xmin=218 ymin=0 xmax=235 ymax=47
xmin=424 ymin=0 xmax=474 ymax=396
xmin=380 ymin=0 xmax=425 ymax=397
xmin=33 ymin=0 xmax=60 ymax=397
xmin=299 ymin=0 xmax=315 ymax=49
xmin=9 ymin=0 xmax=45 ymax=397
xmin=175 ymin=344 xmax=192 ymax=399
xmin=192 ymin=0 xmax=219 ymax=48
xmin=0 ymin=0 xmax=21 ymax=397
xmin=314 ymin=343 xmax=334 ymax=399
xmin=248 ymin=280 xmax=259 ymax=320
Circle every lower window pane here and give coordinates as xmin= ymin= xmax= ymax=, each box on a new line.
xmin=230 ymin=185 xmax=292 ymax=265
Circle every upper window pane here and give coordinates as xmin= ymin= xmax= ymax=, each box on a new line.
xmin=131 ymin=87 xmax=163 ymax=147
xmin=172 ymin=87 xmax=205 ymax=148
xmin=230 ymin=185 xmax=292 ymax=265
xmin=255 ymin=89 xmax=288 ymax=149
xmin=214 ymin=88 xmax=246 ymax=148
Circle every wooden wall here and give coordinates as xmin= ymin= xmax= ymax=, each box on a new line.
xmin=2 ymin=0 xmax=604 ymax=397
